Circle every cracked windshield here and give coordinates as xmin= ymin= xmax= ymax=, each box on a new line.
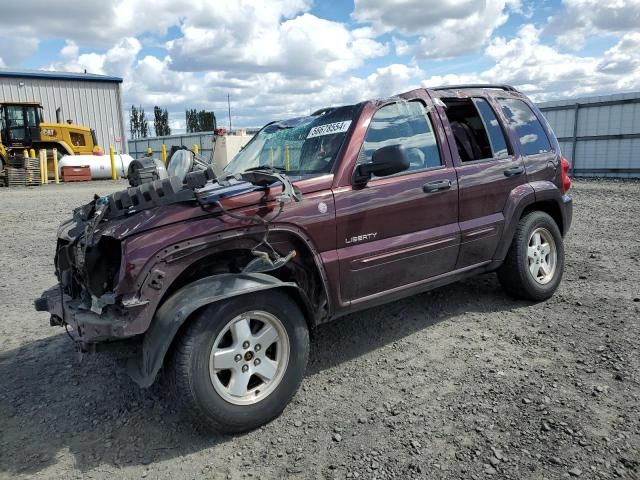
xmin=224 ymin=105 xmax=357 ymax=176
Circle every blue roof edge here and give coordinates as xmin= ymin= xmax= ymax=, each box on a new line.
xmin=0 ymin=70 xmax=123 ymax=83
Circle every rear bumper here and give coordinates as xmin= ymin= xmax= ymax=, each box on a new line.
xmin=561 ymin=194 xmax=573 ymax=236
xmin=35 ymin=285 xmax=141 ymax=343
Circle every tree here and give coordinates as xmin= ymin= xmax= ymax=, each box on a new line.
xmin=129 ymin=105 xmax=139 ymax=139
xmin=185 ymin=109 xmax=198 ymax=133
xmin=139 ymin=107 xmax=149 ymax=138
xmin=197 ymin=110 xmax=217 ymax=132
xmin=129 ymin=104 xmax=151 ymax=139
xmin=153 ymin=106 xmax=171 ymax=137
xmin=185 ymin=109 xmax=217 ymax=133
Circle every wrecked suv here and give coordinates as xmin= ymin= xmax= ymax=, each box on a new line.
xmin=36 ymin=84 xmax=572 ymax=433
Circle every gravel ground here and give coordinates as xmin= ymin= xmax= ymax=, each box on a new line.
xmin=0 ymin=179 xmax=638 ymax=480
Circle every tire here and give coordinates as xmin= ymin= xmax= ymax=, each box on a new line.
xmin=167 ymin=289 xmax=309 ymax=433
xmin=497 ymin=211 xmax=564 ymax=301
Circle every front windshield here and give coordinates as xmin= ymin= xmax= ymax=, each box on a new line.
xmin=224 ymin=105 xmax=357 ymax=176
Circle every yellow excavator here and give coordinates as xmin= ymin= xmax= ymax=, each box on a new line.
xmin=0 ymin=102 xmax=97 ymax=172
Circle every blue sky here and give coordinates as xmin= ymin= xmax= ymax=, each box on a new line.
xmin=0 ymin=0 xmax=638 ymax=131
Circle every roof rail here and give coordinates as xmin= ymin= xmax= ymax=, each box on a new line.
xmin=431 ymin=84 xmax=518 ymax=92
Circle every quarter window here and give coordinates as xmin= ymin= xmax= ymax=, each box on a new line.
xmin=359 ymin=101 xmax=442 ymax=173
xmin=498 ymin=98 xmax=552 ymax=155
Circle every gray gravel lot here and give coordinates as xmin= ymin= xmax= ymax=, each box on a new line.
xmin=0 ymin=179 xmax=639 ymax=480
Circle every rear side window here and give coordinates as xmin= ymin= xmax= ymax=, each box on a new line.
xmin=359 ymin=101 xmax=442 ymax=172
xmin=498 ymin=98 xmax=552 ymax=155
xmin=473 ymin=99 xmax=509 ymax=158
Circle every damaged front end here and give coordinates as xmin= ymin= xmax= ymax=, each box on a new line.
xmin=36 ymin=193 xmax=139 ymax=343
xmin=35 ymin=168 xmax=302 ymax=348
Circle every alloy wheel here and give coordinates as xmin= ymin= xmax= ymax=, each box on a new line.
xmin=209 ymin=311 xmax=290 ymax=405
xmin=527 ymin=227 xmax=557 ymax=285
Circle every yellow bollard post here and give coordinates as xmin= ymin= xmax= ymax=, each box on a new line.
xmin=38 ymin=151 xmax=44 ymax=184
xmin=41 ymin=150 xmax=49 ymax=184
xmin=161 ymin=144 xmax=167 ymax=164
xmin=285 ymin=144 xmax=290 ymax=171
xmin=146 ymin=147 xmax=153 ymax=157
xmin=193 ymin=144 xmax=199 ymax=154
xmin=52 ymin=148 xmax=60 ymax=184
xmin=109 ymin=146 xmax=117 ymax=180
xmin=30 ymin=148 xmax=36 ymax=159
xmin=23 ymin=149 xmax=28 ymax=158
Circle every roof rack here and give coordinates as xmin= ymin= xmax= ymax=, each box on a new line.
xmin=431 ymin=84 xmax=518 ymax=92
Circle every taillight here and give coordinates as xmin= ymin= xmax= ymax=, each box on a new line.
xmin=560 ymin=156 xmax=571 ymax=193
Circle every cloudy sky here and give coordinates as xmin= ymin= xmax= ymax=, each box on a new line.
xmin=1 ymin=0 xmax=639 ymax=133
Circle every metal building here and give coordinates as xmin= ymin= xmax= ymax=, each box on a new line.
xmin=0 ymin=69 xmax=127 ymax=153
xmin=538 ymin=91 xmax=640 ymax=178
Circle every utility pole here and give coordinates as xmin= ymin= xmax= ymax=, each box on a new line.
xmin=227 ymin=94 xmax=232 ymax=131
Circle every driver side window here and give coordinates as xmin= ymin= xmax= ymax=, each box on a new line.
xmin=359 ymin=101 xmax=442 ymax=173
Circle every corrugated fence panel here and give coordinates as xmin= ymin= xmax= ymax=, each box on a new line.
xmin=538 ymin=91 xmax=640 ymax=178
xmin=128 ymin=133 xmax=217 ymax=160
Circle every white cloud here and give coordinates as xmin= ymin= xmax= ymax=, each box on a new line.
xmin=0 ymin=36 xmax=39 ymax=66
xmin=50 ymin=37 xmax=141 ymax=79
xmin=423 ymin=25 xmax=640 ymax=100
xmin=353 ymin=0 xmax=512 ymax=58
xmin=547 ymin=0 xmax=640 ymax=50
xmin=167 ymin=10 xmax=387 ymax=77
xmin=0 ymin=0 xmax=190 ymax=47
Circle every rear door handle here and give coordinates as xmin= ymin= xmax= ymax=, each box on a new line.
xmin=504 ymin=166 xmax=524 ymax=177
xmin=423 ymin=179 xmax=452 ymax=193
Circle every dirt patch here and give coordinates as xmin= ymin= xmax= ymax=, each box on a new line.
xmin=0 ymin=179 xmax=638 ymax=479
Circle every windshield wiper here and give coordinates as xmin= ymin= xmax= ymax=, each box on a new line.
xmin=243 ymin=165 xmax=287 ymax=173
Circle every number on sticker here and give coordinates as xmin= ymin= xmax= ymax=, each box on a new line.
xmin=307 ymin=121 xmax=352 ymax=139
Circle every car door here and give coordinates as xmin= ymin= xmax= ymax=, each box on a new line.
xmin=435 ymin=94 xmax=528 ymax=269
xmin=333 ymin=97 xmax=460 ymax=304
xmin=497 ymin=97 xmax=558 ymax=183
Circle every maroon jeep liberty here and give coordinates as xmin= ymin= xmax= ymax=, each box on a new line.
xmin=36 ymin=85 xmax=572 ymax=433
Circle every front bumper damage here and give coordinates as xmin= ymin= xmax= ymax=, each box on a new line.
xmin=35 ymin=285 xmax=148 ymax=344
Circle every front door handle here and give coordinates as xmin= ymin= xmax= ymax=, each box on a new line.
xmin=504 ymin=166 xmax=524 ymax=177
xmin=423 ymin=179 xmax=452 ymax=193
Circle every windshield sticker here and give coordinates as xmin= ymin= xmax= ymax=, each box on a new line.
xmin=307 ymin=120 xmax=352 ymax=139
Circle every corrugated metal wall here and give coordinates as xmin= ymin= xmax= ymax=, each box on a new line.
xmin=0 ymin=76 xmax=126 ymax=153
xmin=537 ymin=92 xmax=640 ymax=178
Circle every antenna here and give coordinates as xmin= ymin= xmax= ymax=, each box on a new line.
xmin=227 ymin=94 xmax=232 ymax=131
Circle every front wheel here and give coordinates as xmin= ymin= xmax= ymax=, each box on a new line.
xmin=497 ymin=211 xmax=565 ymax=301
xmin=167 ymin=289 xmax=309 ymax=433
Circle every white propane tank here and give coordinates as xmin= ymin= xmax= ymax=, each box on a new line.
xmin=57 ymin=154 xmax=135 ymax=179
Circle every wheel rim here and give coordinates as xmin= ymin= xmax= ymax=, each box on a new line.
xmin=527 ymin=227 xmax=557 ymax=285
xmin=209 ymin=311 xmax=290 ymax=406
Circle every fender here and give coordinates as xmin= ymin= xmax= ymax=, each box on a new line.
xmin=493 ymin=181 xmax=572 ymax=263
xmin=493 ymin=183 xmax=536 ymax=262
xmin=126 ymin=272 xmax=311 ymax=388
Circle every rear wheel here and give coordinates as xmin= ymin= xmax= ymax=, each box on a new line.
xmin=498 ymin=211 xmax=564 ymax=301
xmin=168 ymin=289 xmax=309 ymax=433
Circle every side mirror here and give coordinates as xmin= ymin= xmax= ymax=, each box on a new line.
xmin=352 ymin=144 xmax=409 ymax=186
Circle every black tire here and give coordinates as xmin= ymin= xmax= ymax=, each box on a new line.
xmin=167 ymin=289 xmax=309 ymax=434
xmin=497 ymin=211 xmax=564 ymax=301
